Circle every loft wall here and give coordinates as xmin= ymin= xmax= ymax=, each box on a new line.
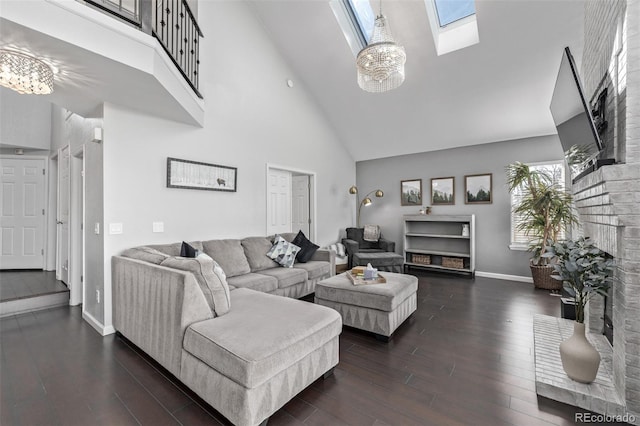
xmin=96 ymin=0 xmax=356 ymax=331
xmin=355 ymin=135 xmax=564 ymax=279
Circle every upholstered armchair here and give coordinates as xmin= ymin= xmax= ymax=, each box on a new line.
xmin=342 ymin=227 xmax=396 ymax=268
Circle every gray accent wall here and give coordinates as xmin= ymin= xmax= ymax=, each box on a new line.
xmin=356 ymin=135 xmax=565 ymax=278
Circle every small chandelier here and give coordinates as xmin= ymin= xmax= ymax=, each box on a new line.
xmin=0 ymin=50 xmax=54 ymax=95
xmin=356 ymin=13 xmax=406 ymax=93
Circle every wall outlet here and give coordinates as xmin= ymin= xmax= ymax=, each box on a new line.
xmin=109 ymin=223 xmax=123 ymax=235
xmin=152 ymin=222 xmax=164 ymax=233
xmin=96 ymin=289 xmax=100 ymax=304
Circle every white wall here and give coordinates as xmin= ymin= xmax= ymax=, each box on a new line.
xmin=50 ymin=104 xmax=104 ymax=323
xmin=0 ymin=88 xmax=51 ymax=150
xmin=96 ymin=0 xmax=355 ymax=331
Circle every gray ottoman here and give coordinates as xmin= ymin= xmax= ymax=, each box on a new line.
xmin=315 ymin=272 xmax=417 ymax=341
xmin=352 ymin=252 xmax=404 ymax=273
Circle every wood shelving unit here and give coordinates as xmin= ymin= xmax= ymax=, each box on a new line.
xmin=403 ymin=214 xmax=475 ymax=276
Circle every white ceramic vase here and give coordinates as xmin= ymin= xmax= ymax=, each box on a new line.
xmin=559 ymin=322 xmax=601 ymax=383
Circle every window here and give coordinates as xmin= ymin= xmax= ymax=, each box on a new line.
xmin=510 ymin=161 xmax=566 ymax=250
xmin=346 ymin=0 xmax=375 ymax=44
xmin=434 ymin=0 xmax=475 ymax=27
xmin=424 ymin=0 xmax=479 ymax=56
xmin=330 ymin=0 xmax=375 ymax=56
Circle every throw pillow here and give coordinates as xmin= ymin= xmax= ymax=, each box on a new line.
xmin=336 ymin=242 xmax=346 ymax=257
xmin=291 ymin=230 xmax=319 ymax=263
xmin=180 ymin=241 xmax=199 ymax=258
xmin=160 ymin=254 xmax=231 ymax=317
xmin=267 ymin=235 xmax=301 ymax=268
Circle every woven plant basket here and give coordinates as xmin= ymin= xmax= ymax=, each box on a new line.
xmin=530 ymin=263 xmax=561 ymax=290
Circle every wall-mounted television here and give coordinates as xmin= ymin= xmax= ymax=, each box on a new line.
xmin=549 ymin=47 xmax=612 ymax=180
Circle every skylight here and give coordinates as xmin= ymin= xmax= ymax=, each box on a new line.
xmin=434 ymin=0 xmax=475 ymax=27
xmin=330 ymin=0 xmax=375 ymax=56
xmin=347 ymin=0 xmax=375 ymax=44
xmin=424 ymin=0 xmax=478 ymax=55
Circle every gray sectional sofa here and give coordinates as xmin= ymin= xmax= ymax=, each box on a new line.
xmin=112 ymin=233 xmax=341 ymax=426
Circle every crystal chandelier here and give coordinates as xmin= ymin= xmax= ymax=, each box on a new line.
xmin=0 ymin=50 xmax=54 ymax=95
xmin=356 ymin=13 xmax=406 ymax=93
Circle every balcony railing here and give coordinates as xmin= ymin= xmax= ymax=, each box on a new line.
xmin=84 ymin=0 xmax=203 ymax=98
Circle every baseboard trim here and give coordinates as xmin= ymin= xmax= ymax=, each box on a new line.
xmin=476 ymin=271 xmax=533 ymax=283
xmin=82 ymin=310 xmax=116 ymax=336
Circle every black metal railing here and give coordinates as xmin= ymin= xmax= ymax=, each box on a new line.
xmin=82 ymin=0 xmax=203 ymax=98
xmin=152 ymin=0 xmax=203 ymax=98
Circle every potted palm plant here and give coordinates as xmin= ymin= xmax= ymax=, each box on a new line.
xmin=545 ymin=237 xmax=614 ymax=383
xmin=506 ymin=162 xmax=578 ymax=289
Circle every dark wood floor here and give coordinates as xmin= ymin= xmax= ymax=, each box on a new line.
xmin=0 ymin=270 xmax=68 ymax=302
xmin=0 ymin=272 xmax=613 ymax=425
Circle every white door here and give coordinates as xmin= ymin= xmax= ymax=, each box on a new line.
xmin=292 ymin=175 xmax=310 ymax=236
xmin=0 ymin=157 xmax=46 ymax=269
xmin=267 ymin=169 xmax=292 ymax=235
xmin=57 ymin=146 xmax=70 ymax=284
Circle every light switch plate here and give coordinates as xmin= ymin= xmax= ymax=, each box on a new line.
xmin=94 ymin=223 xmax=100 ymax=235
xmin=109 ymin=223 xmax=123 ymax=235
xmin=152 ymin=222 xmax=164 ymax=233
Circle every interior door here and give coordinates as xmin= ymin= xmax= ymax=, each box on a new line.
xmin=291 ymin=175 xmax=310 ymax=236
xmin=57 ymin=146 xmax=70 ymax=284
xmin=0 ymin=157 xmax=46 ymax=269
xmin=266 ymin=168 xmax=292 ymax=235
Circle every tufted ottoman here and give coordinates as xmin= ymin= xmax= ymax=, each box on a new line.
xmin=315 ymin=272 xmax=417 ymax=341
xmin=352 ymin=251 xmax=404 ymax=273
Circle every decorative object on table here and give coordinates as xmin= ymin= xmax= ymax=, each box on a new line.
xmin=355 ymin=3 xmax=406 ymax=93
xmin=346 ymin=270 xmax=387 ymax=286
xmin=425 ymin=206 xmax=432 ymax=214
xmin=349 ymin=185 xmax=384 ymax=228
xmin=401 ymin=179 xmax=422 ymax=206
xmin=545 ymin=237 xmax=615 ymax=383
xmin=167 ymin=157 xmax=237 ymax=192
xmin=431 ymin=177 xmax=455 ymax=205
xmin=506 ymin=161 xmax=578 ymax=289
xmin=464 ymin=173 xmax=492 ymax=204
xmin=0 ymin=49 xmax=54 ymax=95
xmin=461 ymin=224 xmax=470 ymax=237
xmin=364 ymin=263 xmax=378 ymax=280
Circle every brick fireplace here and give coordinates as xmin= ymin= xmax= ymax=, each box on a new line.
xmin=570 ymin=0 xmax=640 ymax=421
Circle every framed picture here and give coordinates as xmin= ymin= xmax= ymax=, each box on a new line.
xmin=401 ymin=179 xmax=422 ymax=206
xmin=167 ymin=157 xmax=237 ymax=192
xmin=465 ymin=173 xmax=492 ymax=204
xmin=431 ymin=177 xmax=455 ymax=205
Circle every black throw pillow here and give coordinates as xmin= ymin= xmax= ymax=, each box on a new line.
xmin=180 ymin=241 xmax=199 ymax=258
xmin=292 ymin=231 xmax=319 ymax=263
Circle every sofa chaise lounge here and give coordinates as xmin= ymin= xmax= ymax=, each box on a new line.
xmin=112 ymin=233 xmax=342 ymax=426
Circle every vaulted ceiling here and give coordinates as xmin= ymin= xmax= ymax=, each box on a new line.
xmin=1 ymin=0 xmax=586 ymax=162
xmin=250 ymin=0 xmax=585 ymax=161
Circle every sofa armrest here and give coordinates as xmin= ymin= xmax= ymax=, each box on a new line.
xmin=112 ymin=256 xmax=214 ymax=377
xmin=309 ymin=248 xmax=336 ymax=276
xmin=379 ymin=238 xmax=396 ymax=252
xmin=342 ymin=238 xmax=360 ymax=255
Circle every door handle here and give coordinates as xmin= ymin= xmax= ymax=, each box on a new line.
xmin=57 ymin=221 xmax=63 ymax=224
